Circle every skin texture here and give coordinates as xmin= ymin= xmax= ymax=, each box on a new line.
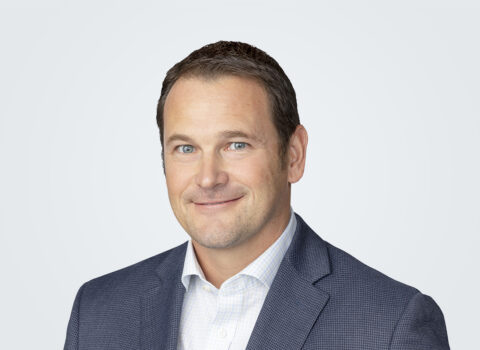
xmin=163 ymin=75 xmax=308 ymax=288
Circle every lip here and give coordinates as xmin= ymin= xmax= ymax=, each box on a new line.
xmin=194 ymin=196 xmax=244 ymax=206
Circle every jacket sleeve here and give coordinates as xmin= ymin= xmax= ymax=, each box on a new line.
xmin=389 ymin=292 xmax=450 ymax=350
xmin=64 ymin=283 xmax=87 ymax=350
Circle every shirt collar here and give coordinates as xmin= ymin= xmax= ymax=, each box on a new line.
xmin=181 ymin=208 xmax=297 ymax=291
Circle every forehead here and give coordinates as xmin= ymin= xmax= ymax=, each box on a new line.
xmin=163 ymin=75 xmax=274 ymax=139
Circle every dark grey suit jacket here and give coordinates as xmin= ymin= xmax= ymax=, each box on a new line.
xmin=64 ymin=213 xmax=450 ymax=349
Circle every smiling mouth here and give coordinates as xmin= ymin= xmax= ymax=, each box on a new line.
xmin=195 ymin=196 xmax=243 ymax=206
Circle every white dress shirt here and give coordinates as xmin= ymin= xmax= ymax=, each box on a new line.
xmin=177 ymin=209 xmax=297 ymax=350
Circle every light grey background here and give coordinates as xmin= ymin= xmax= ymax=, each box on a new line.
xmin=0 ymin=0 xmax=478 ymax=349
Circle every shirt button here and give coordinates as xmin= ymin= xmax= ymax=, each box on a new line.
xmin=218 ymin=328 xmax=227 ymax=338
xmin=202 ymin=285 xmax=210 ymax=292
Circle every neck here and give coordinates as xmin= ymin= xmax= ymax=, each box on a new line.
xmin=191 ymin=206 xmax=292 ymax=289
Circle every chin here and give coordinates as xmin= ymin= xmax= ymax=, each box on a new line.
xmin=189 ymin=224 xmax=247 ymax=250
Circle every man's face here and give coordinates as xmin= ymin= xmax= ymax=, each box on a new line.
xmin=163 ymin=75 xmax=291 ymax=250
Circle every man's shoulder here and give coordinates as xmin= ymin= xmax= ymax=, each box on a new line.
xmin=80 ymin=242 xmax=187 ymax=298
xmin=326 ymin=240 xmax=417 ymax=290
xmin=318 ymin=238 xmax=420 ymax=312
xmin=299 ymin=227 xmax=449 ymax=348
xmin=295 ymin=214 xmax=419 ymax=301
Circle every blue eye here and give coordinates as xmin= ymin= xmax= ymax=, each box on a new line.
xmin=178 ymin=145 xmax=195 ymax=153
xmin=228 ymin=142 xmax=247 ymax=151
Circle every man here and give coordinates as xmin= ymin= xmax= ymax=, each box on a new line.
xmin=64 ymin=41 xmax=450 ymax=349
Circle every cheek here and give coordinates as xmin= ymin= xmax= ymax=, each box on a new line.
xmin=230 ymin=158 xmax=265 ymax=184
xmin=165 ymin=167 xmax=191 ymax=201
xmin=231 ymin=157 xmax=277 ymax=193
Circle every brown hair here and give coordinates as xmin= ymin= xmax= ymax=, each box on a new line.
xmin=156 ymin=41 xmax=300 ymax=169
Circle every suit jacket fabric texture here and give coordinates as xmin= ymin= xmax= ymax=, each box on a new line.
xmin=64 ymin=213 xmax=450 ymax=350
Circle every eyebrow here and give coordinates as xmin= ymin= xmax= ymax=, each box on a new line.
xmin=165 ymin=130 xmax=263 ymax=146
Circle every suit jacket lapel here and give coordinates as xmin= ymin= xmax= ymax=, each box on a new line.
xmin=141 ymin=243 xmax=187 ymax=350
xmin=246 ymin=214 xmax=331 ymax=350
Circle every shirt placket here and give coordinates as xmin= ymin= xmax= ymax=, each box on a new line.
xmin=205 ymin=279 xmax=244 ymax=350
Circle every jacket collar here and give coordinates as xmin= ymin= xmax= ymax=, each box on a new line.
xmin=285 ymin=213 xmax=331 ymax=284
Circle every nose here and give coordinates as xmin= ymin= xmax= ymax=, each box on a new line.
xmin=195 ymin=152 xmax=228 ymax=189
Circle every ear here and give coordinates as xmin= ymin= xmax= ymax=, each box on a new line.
xmin=287 ymin=125 xmax=308 ymax=184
